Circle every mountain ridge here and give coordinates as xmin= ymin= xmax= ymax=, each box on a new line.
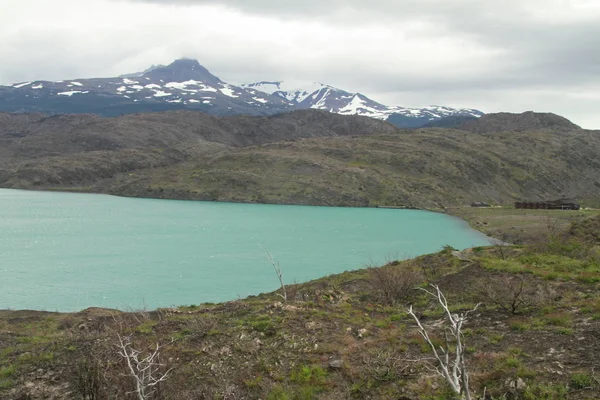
xmin=0 ymin=58 xmax=482 ymax=128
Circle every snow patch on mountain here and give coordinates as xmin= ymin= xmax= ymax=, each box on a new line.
xmin=220 ymin=85 xmax=240 ymax=98
xmin=13 ymin=82 xmax=32 ymax=89
xmin=153 ymin=90 xmax=172 ymax=97
xmin=241 ymin=81 xmax=330 ymax=104
xmin=58 ymin=91 xmax=88 ymax=96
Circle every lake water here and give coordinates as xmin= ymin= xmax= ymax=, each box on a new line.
xmin=0 ymin=189 xmax=491 ymax=312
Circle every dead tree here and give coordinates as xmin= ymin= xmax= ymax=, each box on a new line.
xmin=117 ymin=334 xmax=174 ymax=400
xmin=261 ymin=245 xmax=287 ymax=302
xmin=476 ymin=274 xmax=547 ymax=314
xmin=407 ymin=285 xmax=480 ymax=400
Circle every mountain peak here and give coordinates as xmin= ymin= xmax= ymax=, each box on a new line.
xmin=168 ymin=58 xmax=202 ymax=70
xmin=143 ymin=58 xmax=222 ymax=85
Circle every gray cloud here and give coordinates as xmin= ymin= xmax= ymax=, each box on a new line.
xmin=0 ymin=0 xmax=599 ymax=128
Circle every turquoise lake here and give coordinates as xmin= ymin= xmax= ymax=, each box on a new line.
xmin=0 ymin=189 xmax=491 ymax=312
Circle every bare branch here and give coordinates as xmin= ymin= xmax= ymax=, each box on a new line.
xmin=261 ymin=245 xmax=287 ymax=302
xmin=117 ymin=334 xmax=175 ymax=400
xmin=408 ymin=285 xmax=478 ymax=399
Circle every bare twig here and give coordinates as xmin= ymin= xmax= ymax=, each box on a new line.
xmin=407 ymin=284 xmax=480 ymax=400
xmin=261 ymin=245 xmax=287 ymax=302
xmin=117 ymin=334 xmax=175 ymax=400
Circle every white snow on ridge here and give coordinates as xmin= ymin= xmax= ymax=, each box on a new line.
xmin=70 ymin=82 xmax=83 ymax=86
xmin=165 ymin=80 xmax=202 ymax=90
xmin=242 ymin=81 xmax=328 ymax=103
xmin=13 ymin=82 xmax=32 ymax=88
xmin=122 ymin=78 xmax=138 ymax=85
xmin=253 ymin=97 xmax=268 ymax=104
xmin=32 ymin=84 xmax=43 ymax=89
xmin=153 ymin=90 xmax=172 ymax=97
xmin=57 ymin=90 xmax=89 ymax=96
xmin=336 ymin=95 xmax=389 ymax=119
xmin=145 ymin=84 xmax=162 ymax=89
xmin=220 ymin=86 xmax=239 ymax=98
xmin=188 ymin=99 xmax=200 ymax=103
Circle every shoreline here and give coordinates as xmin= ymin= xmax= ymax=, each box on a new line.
xmin=2 ymin=186 xmax=598 ymax=315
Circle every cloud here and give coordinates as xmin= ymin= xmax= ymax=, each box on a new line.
xmin=0 ymin=0 xmax=598 ymax=128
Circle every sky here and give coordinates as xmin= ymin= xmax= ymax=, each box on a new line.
xmin=1 ymin=0 xmax=599 ymax=128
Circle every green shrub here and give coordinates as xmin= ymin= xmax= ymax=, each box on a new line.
xmin=522 ymin=383 xmax=568 ymax=399
xmin=570 ymin=372 xmax=593 ymax=389
xmin=290 ymin=365 xmax=327 ymax=385
xmin=0 ymin=365 xmax=16 ymax=378
xmin=266 ymin=386 xmax=292 ymax=400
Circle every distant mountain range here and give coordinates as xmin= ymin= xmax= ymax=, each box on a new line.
xmin=0 ymin=59 xmax=483 ymax=128
xmin=241 ymin=81 xmax=482 ymax=128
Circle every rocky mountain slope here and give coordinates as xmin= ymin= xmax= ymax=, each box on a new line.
xmin=104 ymin=123 xmax=600 ymax=208
xmin=1 ymin=59 xmax=482 ymax=128
xmin=0 ymin=109 xmax=396 ymax=188
xmin=0 ymin=110 xmax=598 ymax=209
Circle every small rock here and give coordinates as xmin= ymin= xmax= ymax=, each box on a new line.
xmin=506 ymin=377 xmax=527 ymax=391
xmin=220 ymin=346 xmax=231 ymax=356
xmin=305 ymin=321 xmax=317 ymax=329
xmin=329 ymin=359 xmax=344 ymax=369
xmin=357 ymin=328 xmax=367 ymax=338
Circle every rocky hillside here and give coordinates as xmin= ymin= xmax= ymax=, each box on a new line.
xmin=0 ymin=110 xmax=598 ymax=209
xmin=0 ymin=110 xmax=396 ymax=187
xmin=454 ymin=111 xmax=581 ymax=133
xmin=102 ymin=125 xmax=600 ymax=208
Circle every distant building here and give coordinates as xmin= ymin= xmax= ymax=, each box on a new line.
xmin=514 ymin=199 xmax=580 ymax=210
xmin=471 ymin=202 xmax=491 ymax=207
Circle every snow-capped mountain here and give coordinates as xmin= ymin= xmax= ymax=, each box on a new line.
xmin=0 ymin=59 xmax=483 ymax=127
xmin=0 ymin=59 xmax=290 ymax=117
xmin=242 ymin=80 xmax=482 ymax=127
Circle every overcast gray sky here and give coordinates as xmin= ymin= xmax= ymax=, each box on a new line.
xmin=1 ymin=0 xmax=599 ymax=128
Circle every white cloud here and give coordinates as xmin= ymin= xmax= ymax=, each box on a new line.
xmin=0 ymin=0 xmax=598 ymax=128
